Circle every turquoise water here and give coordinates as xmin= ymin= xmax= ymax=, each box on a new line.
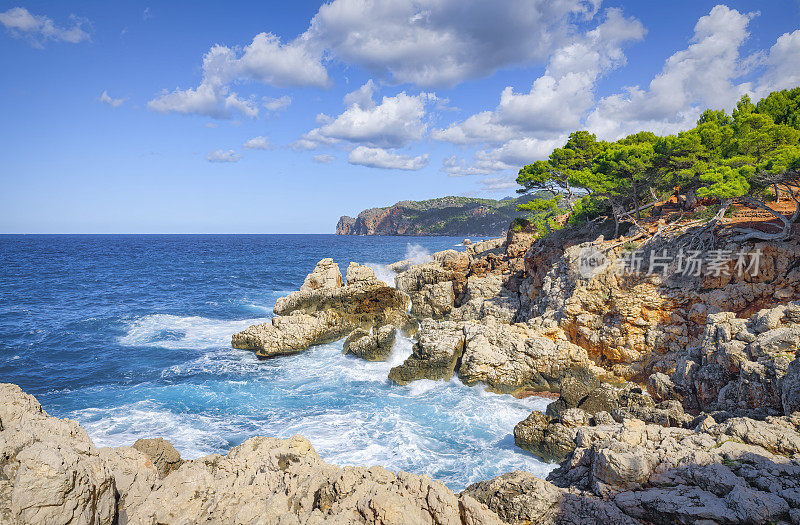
xmin=0 ymin=234 xmax=551 ymax=490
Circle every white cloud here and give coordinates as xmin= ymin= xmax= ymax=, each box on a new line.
xmin=433 ymin=8 xmax=644 ymax=147
xmin=0 ymin=7 xmax=89 ymax=46
xmin=306 ymin=0 xmax=602 ymax=87
xmin=263 ymin=95 xmax=291 ymax=112
xmin=348 ymin=146 xmax=429 ymax=170
xmin=242 ymin=136 xmax=272 ymax=150
xmin=303 ymin=87 xmax=437 ymax=149
xmin=149 ymin=33 xmax=327 ymax=119
xmin=756 ymin=29 xmax=800 ymax=95
xmin=207 ymin=149 xmax=241 ymax=163
xmin=98 ymin=90 xmax=125 ymax=108
xmin=313 ymin=154 xmax=335 ymax=163
xmin=342 ymin=79 xmax=377 ymax=109
xmin=587 ymin=5 xmax=757 ymax=139
xmin=479 ymin=176 xmax=518 ymax=192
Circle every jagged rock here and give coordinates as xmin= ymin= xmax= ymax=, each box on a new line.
xmin=0 ymin=383 xmax=117 ymax=525
xmin=301 ymin=258 xmax=343 ymax=291
xmin=128 ymin=434 xmax=503 ymax=524
xmin=675 ymin=305 xmax=800 ymax=415
xmin=98 ymin=446 xmax=160 ymax=522
xmin=388 ymin=320 xmax=465 ymax=384
xmin=343 ymin=325 xmax=397 ymax=361
xmin=457 ymin=317 xmax=601 ymax=393
xmin=396 ymin=263 xmax=456 ymax=319
xmin=346 ymin=262 xmax=378 ymax=286
xmin=233 ymin=259 xmax=410 ymax=358
xmin=647 ymin=372 xmax=679 ymax=403
xmin=132 ymin=437 xmax=183 ymax=478
xmin=784 ymin=357 xmax=800 ymax=415
xmin=513 ymin=411 xmax=577 ymax=463
xmin=1 ymin=384 xmax=504 ymax=525
xmin=463 ymin=471 xmax=637 ymax=525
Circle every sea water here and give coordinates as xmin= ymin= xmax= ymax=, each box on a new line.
xmin=0 ymin=234 xmax=552 ymax=491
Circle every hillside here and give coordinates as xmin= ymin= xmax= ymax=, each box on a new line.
xmin=336 ymin=195 xmax=540 ymax=236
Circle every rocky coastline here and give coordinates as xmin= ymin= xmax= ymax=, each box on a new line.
xmin=3 ymin=219 xmax=800 ymax=524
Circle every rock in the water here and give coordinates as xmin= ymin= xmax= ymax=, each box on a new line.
xmin=343 ymin=325 xmax=397 ymax=361
xmin=232 ymin=259 xmax=410 ymax=359
xmin=132 ymin=437 xmax=183 ymax=478
xmin=389 ymin=319 xmax=465 ymax=384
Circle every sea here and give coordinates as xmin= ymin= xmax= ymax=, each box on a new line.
xmin=0 ymin=234 xmax=551 ymax=491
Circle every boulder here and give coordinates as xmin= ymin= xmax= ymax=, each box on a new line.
xmin=343 ymin=325 xmax=397 ymax=361
xmin=132 ymin=437 xmax=183 ymax=478
xmin=301 ymin=258 xmax=343 ymax=291
xmin=388 ymin=320 xmax=465 ymax=384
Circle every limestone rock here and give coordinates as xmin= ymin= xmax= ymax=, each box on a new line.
xmin=784 ymin=356 xmax=800 ymax=415
xmin=301 ymin=258 xmax=342 ymax=291
xmin=346 ymin=262 xmax=378 ymax=286
xmin=0 ymin=383 xmax=117 ymax=525
xmin=344 ymin=325 xmax=397 ymax=361
xmin=98 ymin=446 xmax=160 ymax=523
xmin=389 ymin=319 xmax=465 ymax=384
xmin=132 ymin=437 xmax=183 ymax=478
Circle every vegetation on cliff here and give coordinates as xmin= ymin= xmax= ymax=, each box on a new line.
xmin=517 ymin=87 xmax=800 ymax=239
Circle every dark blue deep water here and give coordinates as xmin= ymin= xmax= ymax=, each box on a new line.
xmin=0 ymin=234 xmax=550 ymax=490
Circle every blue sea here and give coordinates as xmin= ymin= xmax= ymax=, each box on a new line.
xmin=0 ymin=234 xmax=551 ymax=490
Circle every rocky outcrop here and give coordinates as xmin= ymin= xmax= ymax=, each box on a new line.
xmin=388 ymin=319 xmax=465 ymax=384
xmin=336 ymin=195 xmax=538 ymax=236
xmin=343 ymin=324 xmax=397 ymax=361
xmin=0 ymin=384 xmax=504 ymax=525
xmin=468 ymin=414 xmax=800 ymax=525
xmin=673 ymin=304 xmax=800 ymax=416
xmin=132 ymin=437 xmax=183 ymax=478
xmin=232 ymin=260 xmax=409 ymax=359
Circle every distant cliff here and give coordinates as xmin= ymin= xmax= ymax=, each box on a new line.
xmin=336 ymin=195 xmax=538 ymax=236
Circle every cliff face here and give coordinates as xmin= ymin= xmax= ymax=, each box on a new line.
xmin=336 ymin=195 xmax=539 ymax=236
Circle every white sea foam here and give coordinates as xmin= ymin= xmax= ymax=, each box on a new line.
xmin=118 ymin=314 xmax=270 ymax=350
xmin=405 ymin=243 xmax=433 ymax=264
xmin=84 ymin=311 xmax=553 ymax=491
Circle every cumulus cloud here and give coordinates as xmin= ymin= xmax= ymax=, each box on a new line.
xmin=242 ymin=136 xmax=272 ymax=150
xmin=300 ymin=85 xmax=437 ymax=149
xmin=756 ymin=29 xmax=800 ymax=95
xmin=206 ymin=149 xmax=241 ymax=163
xmin=149 ymin=34 xmax=327 ymax=119
xmin=306 ymin=0 xmax=603 ymax=87
xmin=98 ymin=90 xmax=125 ymax=108
xmin=434 ymin=8 xmax=644 ymax=148
xmin=313 ymin=154 xmax=335 ymax=163
xmin=587 ymin=5 xmax=757 ymax=139
xmin=0 ymin=7 xmax=89 ymax=46
xmin=263 ymin=95 xmax=291 ymax=112
xmin=348 ymin=146 xmax=429 ymax=170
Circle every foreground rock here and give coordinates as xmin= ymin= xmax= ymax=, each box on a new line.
xmin=0 ymin=383 xmax=506 ymax=524
xmin=232 ymin=260 xmax=409 ymax=359
xmin=467 ymin=414 xmax=800 ymax=525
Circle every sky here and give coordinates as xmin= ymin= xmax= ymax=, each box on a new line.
xmin=0 ymin=1 xmax=799 ymax=233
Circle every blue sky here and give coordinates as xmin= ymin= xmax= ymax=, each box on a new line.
xmin=0 ymin=1 xmax=798 ymax=233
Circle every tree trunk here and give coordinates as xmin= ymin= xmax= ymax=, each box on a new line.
xmin=730 ymin=196 xmax=793 ymax=242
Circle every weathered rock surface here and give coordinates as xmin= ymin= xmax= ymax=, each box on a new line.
xmin=389 ymin=319 xmax=465 ymax=384
xmin=343 ymin=324 xmax=397 ymax=361
xmin=673 ymin=305 xmax=800 ymax=415
xmin=232 ymin=260 xmax=409 ymax=358
xmin=1 ymin=383 xmax=506 ymax=525
xmin=132 ymin=437 xmax=183 ymax=478
xmin=0 ymin=383 xmax=117 ymax=525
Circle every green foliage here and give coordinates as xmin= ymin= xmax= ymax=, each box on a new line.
xmin=515 ymin=87 xmax=800 ymax=231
